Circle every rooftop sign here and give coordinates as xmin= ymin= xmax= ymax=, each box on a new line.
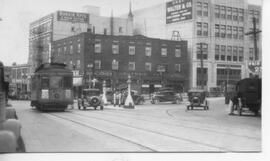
xmin=57 ymin=11 xmax=89 ymax=23
xmin=166 ymin=0 xmax=193 ymax=24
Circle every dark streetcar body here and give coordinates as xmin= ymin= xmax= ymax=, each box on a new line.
xmin=30 ymin=63 xmax=74 ymax=111
xmin=236 ymin=78 xmax=261 ymax=116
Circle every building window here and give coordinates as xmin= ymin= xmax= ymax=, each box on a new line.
xmin=239 ymin=9 xmax=244 ymax=21
xmin=254 ymin=11 xmax=260 ymax=23
xmin=112 ymin=60 xmax=119 ymax=70
xmin=220 ymin=6 xmax=226 ymax=19
xmin=220 ymin=25 xmax=226 ymax=38
xmin=221 ymin=45 xmax=226 ymax=61
xmin=238 ymin=47 xmax=244 ymax=62
xmin=77 ymin=43 xmax=81 ymax=53
xmin=227 ymin=46 xmax=232 ymax=61
xmin=112 ymin=44 xmax=119 ymax=54
xmin=94 ymin=60 xmax=101 ymax=69
xmin=196 ymin=43 xmax=208 ymax=60
xmin=197 ymin=2 xmax=202 ymax=16
xmin=197 ymin=22 xmax=202 ymax=36
xmin=64 ymin=46 xmax=67 ymax=54
xmin=70 ymin=45 xmax=73 ymax=54
xmin=57 ymin=47 xmax=61 ymax=56
xmin=129 ymin=46 xmax=135 ymax=55
xmin=175 ymin=64 xmax=181 ymax=72
xmin=119 ymin=27 xmax=123 ymax=33
xmin=145 ymin=46 xmax=152 ymax=57
xmin=215 ymin=5 xmax=220 ymax=18
xmin=161 ymin=48 xmax=167 ymax=57
xmin=128 ymin=62 xmax=135 ymax=71
xmin=215 ymin=24 xmax=220 ymax=37
xmin=95 ymin=43 xmax=101 ymax=53
xmin=238 ymin=27 xmax=244 ymax=40
xmin=227 ymin=26 xmax=232 ymax=38
xmin=145 ymin=62 xmax=152 ymax=71
xmin=227 ymin=7 xmax=232 ymax=20
xmin=249 ymin=48 xmax=254 ymax=61
xmin=196 ymin=68 xmax=207 ymax=86
xmin=233 ymin=26 xmax=238 ymax=39
xmin=233 ymin=46 xmax=238 ymax=61
xmin=77 ymin=60 xmax=80 ymax=69
xmin=175 ymin=48 xmax=181 ymax=57
xmin=203 ymin=23 xmax=208 ymax=36
xmin=215 ymin=45 xmax=220 ymax=60
xmin=233 ymin=8 xmax=238 ymax=21
xmin=203 ymin=3 xmax=208 ymax=16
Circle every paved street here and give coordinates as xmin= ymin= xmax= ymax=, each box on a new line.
xmin=10 ymin=98 xmax=261 ymax=152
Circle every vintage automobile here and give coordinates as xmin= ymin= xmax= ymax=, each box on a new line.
xmin=120 ymin=90 xmax=145 ymax=105
xmin=186 ymin=89 xmax=209 ymax=110
xmin=151 ymin=89 xmax=182 ymax=104
xmin=235 ymin=78 xmax=261 ymax=116
xmin=78 ymin=88 xmax=104 ymax=110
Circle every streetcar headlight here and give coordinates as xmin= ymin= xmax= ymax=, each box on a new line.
xmin=65 ymin=90 xmax=71 ymax=99
xmin=41 ymin=90 xmax=49 ymax=99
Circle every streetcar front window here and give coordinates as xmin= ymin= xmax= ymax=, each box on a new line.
xmin=63 ymin=77 xmax=72 ymax=89
xmin=50 ymin=76 xmax=62 ymax=88
xmin=41 ymin=77 xmax=49 ymax=89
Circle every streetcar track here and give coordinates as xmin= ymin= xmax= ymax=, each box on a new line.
xmin=80 ymin=108 xmax=260 ymax=140
xmin=61 ymin=111 xmax=233 ymax=151
xmin=45 ymin=112 xmax=157 ymax=152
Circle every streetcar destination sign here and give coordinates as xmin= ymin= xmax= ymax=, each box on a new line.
xmin=166 ymin=0 xmax=193 ymax=24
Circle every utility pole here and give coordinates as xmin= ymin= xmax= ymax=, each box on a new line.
xmin=200 ymin=43 xmax=204 ymax=90
xmin=245 ymin=17 xmax=261 ymax=61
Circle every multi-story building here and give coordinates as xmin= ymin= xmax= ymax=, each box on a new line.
xmin=29 ymin=5 xmax=134 ymax=74
xmin=9 ymin=64 xmax=31 ymax=99
xmin=52 ymin=33 xmax=189 ymax=96
xmin=131 ymin=0 xmax=262 ymax=90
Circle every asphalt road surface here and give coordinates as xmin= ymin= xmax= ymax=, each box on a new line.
xmin=11 ymin=98 xmax=261 ymax=152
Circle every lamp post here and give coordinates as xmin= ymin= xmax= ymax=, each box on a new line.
xmin=225 ymin=65 xmax=231 ymax=104
xmin=124 ymin=75 xmax=134 ymax=109
xmin=87 ymin=64 xmax=93 ymax=89
xmin=112 ymin=59 xmax=118 ymax=106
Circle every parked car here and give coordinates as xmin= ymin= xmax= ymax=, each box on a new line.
xmin=78 ymin=88 xmax=104 ymax=110
xmin=151 ymin=89 xmax=182 ymax=104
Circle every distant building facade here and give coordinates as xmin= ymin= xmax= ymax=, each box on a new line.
xmin=28 ymin=5 xmax=134 ymax=74
xmin=131 ymin=0 xmax=262 ymax=90
xmin=52 ymin=33 xmax=189 ymax=95
xmin=9 ymin=64 xmax=31 ymax=99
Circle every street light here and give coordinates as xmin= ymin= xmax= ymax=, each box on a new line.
xmin=87 ymin=63 xmax=93 ymax=89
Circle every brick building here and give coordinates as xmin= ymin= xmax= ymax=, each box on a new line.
xmin=52 ymin=33 xmax=189 ymax=96
xmin=29 ymin=5 xmax=134 ymax=74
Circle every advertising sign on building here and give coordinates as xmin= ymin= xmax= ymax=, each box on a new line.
xmin=166 ymin=0 xmax=193 ymax=24
xmin=57 ymin=11 xmax=89 ymax=23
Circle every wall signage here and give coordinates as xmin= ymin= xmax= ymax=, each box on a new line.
xmin=166 ymin=0 xmax=193 ymax=24
xmin=57 ymin=11 xmax=89 ymax=23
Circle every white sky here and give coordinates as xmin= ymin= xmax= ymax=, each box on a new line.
xmin=0 ymin=0 xmax=263 ymax=66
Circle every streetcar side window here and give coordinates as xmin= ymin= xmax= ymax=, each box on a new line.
xmin=63 ymin=77 xmax=72 ymax=89
xmin=41 ymin=77 xmax=49 ymax=89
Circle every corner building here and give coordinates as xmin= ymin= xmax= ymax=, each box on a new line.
xmin=132 ymin=0 xmax=262 ymax=90
xmin=52 ymin=33 xmax=189 ymax=95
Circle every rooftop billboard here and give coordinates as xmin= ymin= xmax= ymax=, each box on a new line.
xmin=166 ymin=0 xmax=193 ymax=24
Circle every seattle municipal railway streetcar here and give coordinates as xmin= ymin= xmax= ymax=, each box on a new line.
xmin=30 ymin=63 xmax=74 ymax=111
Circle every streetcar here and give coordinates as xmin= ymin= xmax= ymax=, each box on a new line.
xmin=30 ymin=63 xmax=74 ymax=111
xmin=235 ymin=77 xmax=261 ymax=116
